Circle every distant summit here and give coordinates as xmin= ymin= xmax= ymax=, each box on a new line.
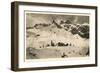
xmin=29 ymin=19 xmax=89 ymax=39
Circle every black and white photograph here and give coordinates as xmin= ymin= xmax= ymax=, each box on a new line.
xmin=11 ymin=2 xmax=97 ymax=71
xmin=26 ymin=12 xmax=89 ymax=59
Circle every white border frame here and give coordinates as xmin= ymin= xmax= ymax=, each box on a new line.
xmin=18 ymin=5 xmax=96 ymax=68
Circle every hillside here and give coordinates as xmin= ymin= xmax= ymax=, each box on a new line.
xmin=26 ymin=13 xmax=89 ymax=59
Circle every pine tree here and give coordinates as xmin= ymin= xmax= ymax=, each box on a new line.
xmin=51 ymin=40 xmax=55 ymax=46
